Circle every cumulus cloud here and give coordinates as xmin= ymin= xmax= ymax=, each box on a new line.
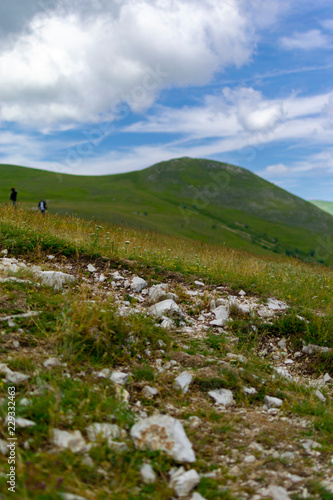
xmin=280 ymin=29 xmax=331 ymax=50
xmin=0 ymin=0 xmax=262 ymax=129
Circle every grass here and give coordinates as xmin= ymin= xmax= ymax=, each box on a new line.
xmin=0 ymin=205 xmax=333 ymax=499
xmin=1 ymin=158 xmax=333 ymax=265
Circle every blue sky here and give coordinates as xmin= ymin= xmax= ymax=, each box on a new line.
xmin=0 ymin=0 xmax=333 ymax=201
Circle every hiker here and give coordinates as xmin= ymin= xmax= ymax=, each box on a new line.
xmin=38 ymin=199 xmax=47 ymax=214
xmin=10 ymin=188 xmax=17 ymax=206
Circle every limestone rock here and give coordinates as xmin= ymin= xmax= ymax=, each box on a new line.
xmin=142 ymin=386 xmax=159 ymax=399
xmin=315 ymin=390 xmax=326 ymax=402
xmin=209 ymin=305 xmax=229 ymax=327
xmin=140 ymin=463 xmax=157 ymax=484
xmin=0 ymin=439 xmax=8 ymax=455
xmin=131 ymin=414 xmax=196 ymax=463
xmin=87 ymin=264 xmax=96 ymax=272
xmin=302 ymin=344 xmax=332 ymax=355
xmin=86 ymin=423 xmax=125 ymax=443
xmin=264 ymin=396 xmax=283 ymax=409
xmin=110 ymin=371 xmax=129 ymax=385
xmin=43 ymin=357 xmax=64 ymax=369
xmin=149 ymin=299 xmax=184 ymax=320
xmin=131 ymin=277 xmax=148 ymax=293
xmin=174 ymin=372 xmax=193 ymax=394
xmin=169 ymin=467 xmax=200 ymax=497
xmin=51 ymin=429 xmax=88 ymax=453
xmin=208 ymin=389 xmax=234 ymax=406
xmin=267 ymin=485 xmax=291 ymax=500
xmin=149 ymin=284 xmax=168 ymax=303
xmin=266 ymin=298 xmax=288 ymax=311
xmin=39 ymin=271 xmax=75 ymax=290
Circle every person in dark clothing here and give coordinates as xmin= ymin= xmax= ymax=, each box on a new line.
xmin=38 ymin=199 xmax=47 ymax=214
xmin=10 ymin=188 xmax=17 ymax=206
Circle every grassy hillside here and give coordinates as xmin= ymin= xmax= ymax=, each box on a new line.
xmin=1 ymin=158 xmax=333 ymax=265
xmin=311 ymin=200 xmax=333 ymax=216
xmin=0 ymin=207 xmax=333 ymax=499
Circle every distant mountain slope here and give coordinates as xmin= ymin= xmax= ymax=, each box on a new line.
xmin=0 ymin=158 xmax=332 ymax=264
xmin=310 ymin=200 xmax=333 ymax=216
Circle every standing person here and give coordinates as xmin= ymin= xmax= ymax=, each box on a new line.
xmin=38 ymin=199 xmax=47 ymax=214
xmin=10 ymin=188 xmax=17 ymax=206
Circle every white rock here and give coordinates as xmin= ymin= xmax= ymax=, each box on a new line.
xmin=169 ymin=467 xmax=200 ymax=497
xmin=112 ymin=271 xmax=124 ymax=281
xmin=191 ymin=493 xmax=207 ymax=500
xmin=315 ymin=390 xmax=326 ymax=402
xmin=303 ymin=344 xmax=332 ymax=354
xmin=59 ymin=494 xmax=87 ymax=500
xmin=43 ymin=357 xmax=63 ymax=368
xmin=8 ymin=319 xmax=16 ymax=327
xmin=267 ymin=485 xmax=291 ymax=500
xmin=5 ymin=371 xmax=29 ymax=384
xmin=110 ymin=371 xmax=129 ymax=385
xmin=302 ymin=440 xmax=321 ymax=454
xmin=161 ymin=317 xmax=176 ymax=329
xmin=274 ymin=367 xmax=293 ymax=381
xmin=140 ymin=463 xmax=157 ymax=484
xmin=264 ymin=396 xmax=283 ymax=409
xmin=51 ymin=429 xmax=88 ymax=453
xmin=16 ymin=417 xmax=36 ymax=428
xmin=131 ymin=277 xmax=148 ymax=293
xmin=324 ymin=373 xmax=332 ymax=383
xmin=243 ymin=387 xmax=257 ymax=395
xmin=174 ymin=372 xmax=193 ymax=394
xmin=87 ymin=264 xmax=96 ymax=272
xmin=277 ymin=338 xmax=287 ymax=350
xmin=149 ymin=299 xmax=184 ymax=320
xmin=86 ymin=423 xmax=125 ymax=444
xmin=244 ymin=455 xmax=256 ymax=463
xmin=266 ymin=298 xmax=288 ymax=311
xmin=194 ymin=280 xmax=205 ymax=287
xmin=226 ymin=353 xmax=247 ymax=363
xmin=131 ymin=414 xmax=196 ymax=463
xmin=239 ymin=290 xmax=246 ymax=296
xmin=209 ymin=306 xmax=229 ymax=327
xmin=47 ymin=255 xmax=55 ymax=260
xmin=0 ymin=439 xmax=8 ymax=455
xmin=93 ymin=368 xmax=111 ymax=379
xmin=149 ymin=284 xmax=168 ymax=303
xmin=39 ymin=271 xmax=75 ymax=290
xmin=208 ymin=389 xmax=234 ymax=406
xmin=142 ymin=386 xmax=159 ymax=399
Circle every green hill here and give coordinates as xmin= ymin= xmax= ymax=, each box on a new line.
xmin=1 ymin=157 xmax=333 ymax=264
xmin=310 ymin=200 xmax=333 ymax=216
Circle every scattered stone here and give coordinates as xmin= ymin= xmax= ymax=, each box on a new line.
xmin=149 ymin=299 xmax=184 ymax=320
xmin=87 ymin=264 xmax=96 ymax=272
xmin=194 ymin=280 xmax=205 ymax=287
xmin=131 ymin=414 xmax=196 ymax=463
xmin=169 ymin=467 xmax=200 ymax=497
xmin=226 ymin=353 xmax=247 ymax=363
xmin=140 ymin=463 xmax=157 ymax=484
xmin=0 ymin=439 xmax=8 ymax=455
xmin=244 ymin=455 xmax=256 ymax=463
xmin=266 ymin=298 xmax=288 ymax=311
xmin=47 ymin=255 xmax=55 ymax=260
xmin=43 ymin=357 xmax=64 ymax=369
xmin=115 ymin=385 xmax=130 ymax=404
xmin=191 ymin=493 xmax=207 ymax=500
xmin=149 ymin=284 xmax=168 ymax=303
xmin=243 ymin=387 xmax=257 ymax=395
xmin=39 ymin=271 xmax=75 ymax=290
xmin=93 ymin=368 xmax=111 ymax=379
xmin=131 ymin=277 xmax=148 ymax=293
xmin=302 ymin=344 xmax=332 ymax=354
xmin=302 ymin=440 xmax=321 ymax=455
xmin=174 ymin=372 xmax=193 ymax=394
xmin=59 ymin=494 xmax=87 ymax=500
xmin=5 ymin=370 xmax=30 ymax=384
xmin=315 ymin=390 xmax=326 ymax=402
xmin=208 ymin=389 xmax=234 ymax=406
xmin=110 ymin=371 xmax=129 ymax=385
xmin=0 ymin=311 xmax=41 ymax=323
xmin=209 ymin=305 xmax=229 ymax=327
xmin=264 ymin=396 xmax=283 ymax=409
xmin=16 ymin=417 xmax=36 ymax=428
xmin=277 ymin=338 xmax=287 ymax=350
xmin=142 ymin=386 xmax=159 ymax=399
xmin=324 ymin=373 xmax=332 ymax=383
xmin=267 ymin=485 xmax=291 ymax=500
xmin=86 ymin=423 xmax=126 ymax=446
xmin=19 ymin=398 xmax=31 ymax=406
xmin=161 ymin=317 xmax=176 ymax=329
xmin=51 ymin=429 xmax=88 ymax=453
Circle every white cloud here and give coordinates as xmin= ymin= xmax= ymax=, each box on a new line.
xmin=263 ymin=163 xmax=290 ymax=176
xmin=0 ymin=0 xmax=265 ymax=129
xmin=280 ymin=29 xmax=331 ymax=50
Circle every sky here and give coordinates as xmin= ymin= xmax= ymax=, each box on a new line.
xmin=0 ymin=0 xmax=333 ymax=201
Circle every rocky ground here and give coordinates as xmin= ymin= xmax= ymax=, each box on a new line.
xmin=0 ymin=251 xmax=332 ymax=500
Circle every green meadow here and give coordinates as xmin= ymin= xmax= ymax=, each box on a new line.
xmin=1 ymin=157 xmax=333 ymax=265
